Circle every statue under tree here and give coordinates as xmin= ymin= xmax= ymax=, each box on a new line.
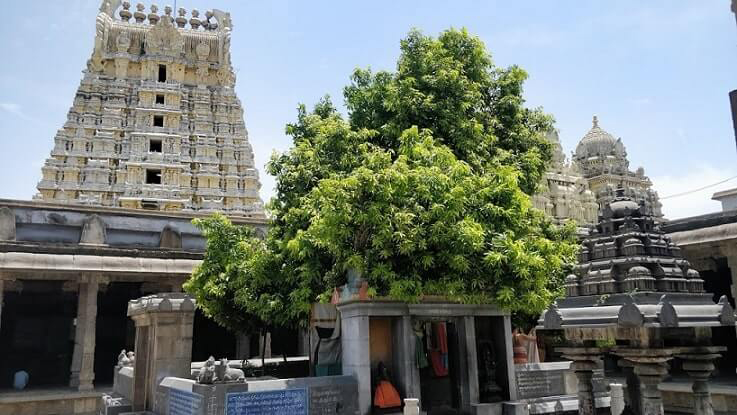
xmin=185 ymin=28 xmax=578 ymax=332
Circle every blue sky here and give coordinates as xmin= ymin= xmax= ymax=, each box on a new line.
xmin=0 ymin=1 xmax=735 ymax=219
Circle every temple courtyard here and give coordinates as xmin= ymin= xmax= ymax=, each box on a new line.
xmin=0 ymin=1 xmax=736 ymax=415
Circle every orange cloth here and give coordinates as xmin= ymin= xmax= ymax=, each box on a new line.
xmin=374 ymin=380 xmax=402 ymax=408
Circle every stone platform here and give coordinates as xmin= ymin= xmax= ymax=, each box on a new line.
xmin=0 ymin=386 xmax=109 ymax=415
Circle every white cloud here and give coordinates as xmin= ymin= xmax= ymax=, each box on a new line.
xmin=652 ymin=164 xmax=737 ymax=220
xmin=0 ymin=102 xmax=32 ymax=121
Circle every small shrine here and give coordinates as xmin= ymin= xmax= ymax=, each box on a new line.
xmin=540 ymin=191 xmax=736 ymax=415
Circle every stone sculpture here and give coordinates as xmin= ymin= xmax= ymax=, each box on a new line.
xmin=197 ymin=356 xmax=244 ymax=383
xmin=117 ymin=349 xmax=135 ymax=367
xmin=117 ymin=350 xmax=127 ymax=366
xmin=197 ymin=356 xmax=216 ymax=384
xmin=214 ymin=358 xmax=245 ymax=382
xmin=533 ymin=130 xmax=598 ymax=229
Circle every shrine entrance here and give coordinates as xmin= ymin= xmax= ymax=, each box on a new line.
xmin=417 ymin=320 xmax=461 ymax=414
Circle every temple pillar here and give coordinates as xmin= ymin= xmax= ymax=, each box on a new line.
xmin=725 ymin=254 xmax=737 ymax=305
xmin=0 ymin=274 xmax=15 ymax=335
xmin=236 ymin=333 xmax=250 ymax=359
xmin=258 ymin=331 xmax=272 ymax=358
xmin=298 ymin=328 xmax=310 ymax=356
xmin=394 ymin=315 xmax=421 ymax=401
xmin=634 ymin=365 xmax=667 ymax=415
xmin=617 ymin=359 xmax=641 ymax=414
xmin=128 ymin=293 xmax=196 ymax=412
xmin=339 ymin=312 xmax=371 ymax=415
xmin=558 ymin=347 xmax=601 ymax=415
xmin=461 ymin=315 xmax=479 ymax=409
xmin=614 ymin=348 xmax=674 ymax=415
xmin=69 ymin=275 xmax=105 ymax=390
xmin=677 ymin=348 xmax=724 ymax=415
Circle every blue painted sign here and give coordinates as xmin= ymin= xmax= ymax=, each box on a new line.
xmin=169 ymin=388 xmax=203 ymax=415
xmin=226 ymin=389 xmax=308 ymax=415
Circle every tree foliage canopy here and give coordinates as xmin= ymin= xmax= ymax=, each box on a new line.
xmin=185 ymin=28 xmax=578 ymax=333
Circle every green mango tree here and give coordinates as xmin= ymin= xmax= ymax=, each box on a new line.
xmin=185 ymin=28 xmax=578 ymax=333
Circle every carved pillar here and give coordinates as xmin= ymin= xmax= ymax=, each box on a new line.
xmin=615 ymin=351 xmax=672 ymax=415
xmin=558 ymin=347 xmax=601 ymax=415
xmin=677 ymin=348 xmax=724 ymax=415
xmin=609 ymin=383 xmax=625 ymax=415
xmin=70 ymin=275 xmax=104 ymax=390
xmin=128 ymin=293 xmax=196 ymax=412
xmin=634 ymin=363 xmax=668 ymax=415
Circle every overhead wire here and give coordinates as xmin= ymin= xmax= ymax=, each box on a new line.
xmin=660 ymin=174 xmax=737 ymax=200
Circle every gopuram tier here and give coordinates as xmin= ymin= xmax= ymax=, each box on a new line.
xmin=35 ymin=1 xmax=264 ymax=217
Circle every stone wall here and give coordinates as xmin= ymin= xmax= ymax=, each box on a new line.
xmin=154 ymin=375 xmax=358 ymax=415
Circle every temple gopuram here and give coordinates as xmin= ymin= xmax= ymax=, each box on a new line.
xmin=0 ymin=3 xmax=280 ymax=414
xmin=34 ymin=0 xmax=264 ymax=216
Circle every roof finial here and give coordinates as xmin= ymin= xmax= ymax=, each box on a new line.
xmin=592 ymin=115 xmax=599 ymax=128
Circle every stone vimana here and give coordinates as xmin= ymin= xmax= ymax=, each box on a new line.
xmin=34 ymin=0 xmax=264 ymax=216
xmin=572 ymin=116 xmax=662 ymax=218
xmin=567 ymin=190 xmax=704 ymax=297
xmin=534 ymin=116 xmax=663 ymax=231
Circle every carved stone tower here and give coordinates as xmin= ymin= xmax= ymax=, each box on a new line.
xmin=35 ymin=1 xmax=264 ymax=217
xmin=573 ymin=116 xmax=662 ymax=218
xmin=533 ymin=130 xmax=599 ymax=229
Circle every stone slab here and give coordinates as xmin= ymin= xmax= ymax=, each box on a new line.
xmin=169 ymin=389 xmax=204 ymax=415
xmin=226 ymin=389 xmax=307 ymax=415
xmin=157 ymin=375 xmax=358 ymax=415
xmin=514 ymin=363 xmax=568 ymax=399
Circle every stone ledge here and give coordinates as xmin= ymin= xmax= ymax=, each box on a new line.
xmin=0 ymin=252 xmax=200 ymax=276
xmin=0 ymin=388 xmax=108 ymax=404
xmin=660 ymin=379 xmax=737 ymax=396
xmin=337 ymin=299 xmax=507 ymax=318
xmin=0 ymin=241 xmax=204 ymax=259
xmin=127 ymin=292 xmax=196 ymax=316
xmin=0 ymin=198 xmax=268 ymax=225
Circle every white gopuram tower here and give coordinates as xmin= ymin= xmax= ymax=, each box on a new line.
xmin=35 ymin=1 xmax=264 ymax=217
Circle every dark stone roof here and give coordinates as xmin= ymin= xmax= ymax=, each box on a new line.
xmin=662 ymin=209 xmax=737 ymax=234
